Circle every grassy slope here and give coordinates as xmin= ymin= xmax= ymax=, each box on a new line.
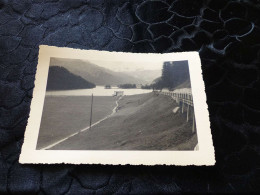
xmin=51 ymin=93 xmax=198 ymax=150
xmin=36 ymin=96 xmax=117 ymax=149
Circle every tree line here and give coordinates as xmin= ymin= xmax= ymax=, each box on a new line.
xmin=142 ymin=61 xmax=190 ymax=90
xmin=118 ymin=84 xmax=136 ymax=89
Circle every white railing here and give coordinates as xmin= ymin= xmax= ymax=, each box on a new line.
xmin=160 ymin=88 xmax=193 ymax=107
xmin=157 ymin=88 xmax=196 ymax=134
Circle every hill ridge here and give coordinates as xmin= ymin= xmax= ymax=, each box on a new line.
xmin=50 ymin=58 xmax=146 ymax=85
xmin=46 ymin=66 xmax=95 ymax=91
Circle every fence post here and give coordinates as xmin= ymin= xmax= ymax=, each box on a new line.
xmin=89 ymin=93 xmax=94 ymax=130
xmin=187 ymin=104 xmax=189 ymax=122
xmin=192 ymin=113 xmax=195 ymax=133
xmin=182 ymin=100 xmax=184 ymax=113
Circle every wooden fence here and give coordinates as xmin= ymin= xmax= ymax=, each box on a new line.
xmin=159 ymin=88 xmax=196 ymax=133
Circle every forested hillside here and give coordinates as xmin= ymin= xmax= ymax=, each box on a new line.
xmin=50 ymin=58 xmax=145 ymax=85
xmin=153 ymin=60 xmax=191 ymax=90
xmin=46 ymin=66 xmax=96 ymax=91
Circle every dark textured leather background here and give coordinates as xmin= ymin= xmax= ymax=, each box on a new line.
xmin=0 ymin=0 xmax=260 ymax=194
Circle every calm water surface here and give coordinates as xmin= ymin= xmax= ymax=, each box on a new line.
xmin=46 ymin=86 xmax=153 ymax=96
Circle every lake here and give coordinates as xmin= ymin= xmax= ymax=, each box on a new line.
xmin=46 ymin=86 xmax=153 ymax=96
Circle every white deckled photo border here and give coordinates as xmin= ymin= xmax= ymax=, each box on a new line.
xmin=19 ymin=45 xmax=215 ymax=165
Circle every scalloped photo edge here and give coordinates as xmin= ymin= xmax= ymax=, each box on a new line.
xmin=19 ymin=45 xmax=215 ymax=166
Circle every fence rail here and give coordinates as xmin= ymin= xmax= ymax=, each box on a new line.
xmin=157 ymin=88 xmax=196 ymax=134
xmin=160 ymin=88 xmax=193 ymax=107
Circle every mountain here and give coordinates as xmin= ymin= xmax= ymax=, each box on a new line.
xmin=50 ymin=58 xmax=146 ymax=85
xmin=46 ymin=66 xmax=95 ymax=91
xmin=121 ymin=69 xmax=161 ymax=84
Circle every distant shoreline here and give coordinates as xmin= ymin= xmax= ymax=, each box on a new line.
xmin=45 ymin=85 xmax=153 ymax=96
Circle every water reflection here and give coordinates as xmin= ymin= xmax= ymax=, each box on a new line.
xmin=46 ymin=86 xmax=153 ymax=96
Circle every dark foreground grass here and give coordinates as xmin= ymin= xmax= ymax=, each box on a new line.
xmin=36 ymin=95 xmax=117 ymax=149
xmin=51 ymin=93 xmax=198 ymax=150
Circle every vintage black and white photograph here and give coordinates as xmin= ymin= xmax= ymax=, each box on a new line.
xmin=37 ymin=58 xmax=198 ymax=151
xmin=20 ymin=46 xmax=214 ymax=165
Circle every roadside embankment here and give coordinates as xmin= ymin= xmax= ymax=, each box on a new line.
xmin=51 ymin=93 xmax=198 ymax=150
